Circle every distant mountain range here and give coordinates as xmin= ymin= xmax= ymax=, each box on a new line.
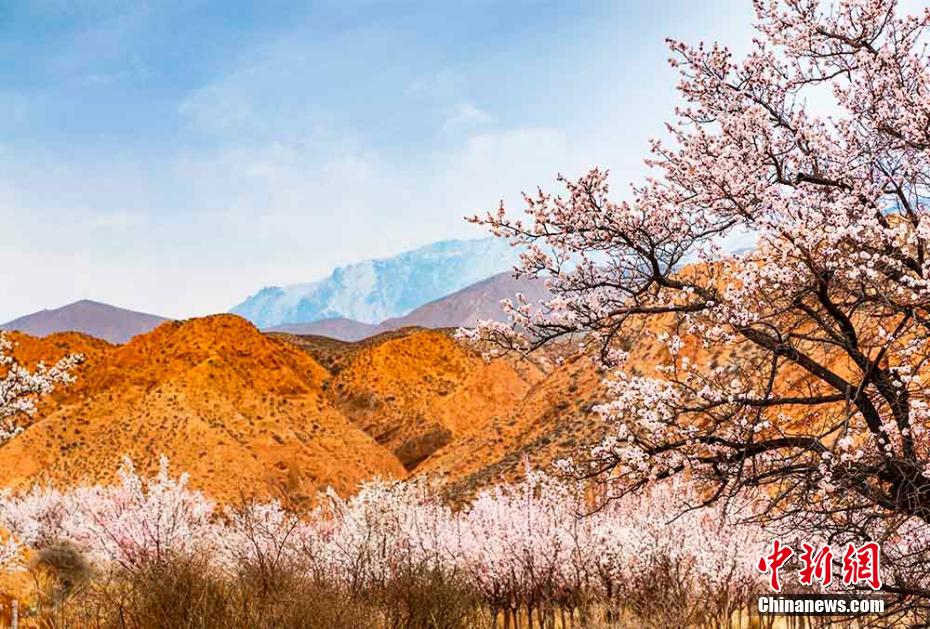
xmin=2 ymin=238 xmax=544 ymax=344
xmin=230 ymin=238 xmax=524 ymax=329
xmin=269 ymin=271 xmax=550 ymax=341
xmin=1 ymin=300 xmax=168 ymax=344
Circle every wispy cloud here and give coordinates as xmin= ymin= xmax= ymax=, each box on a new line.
xmin=442 ymin=103 xmax=493 ymax=131
xmin=0 ymin=0 xmax=768 ymax=322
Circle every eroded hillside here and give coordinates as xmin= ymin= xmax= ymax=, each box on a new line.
xmin=280 ymin=328 xmax=545 ymax=470
xmin=0 ymin=316 xmax=405 ymax=503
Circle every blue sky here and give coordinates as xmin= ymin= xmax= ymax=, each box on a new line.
xmin=0 ymin=0 xmax=757 ymax=321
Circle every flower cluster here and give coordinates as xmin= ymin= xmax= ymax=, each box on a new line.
xmin=0 ymin=332 xmax=81 ymax=445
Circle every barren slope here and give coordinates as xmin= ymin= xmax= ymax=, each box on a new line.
xmin=0 ymin=315 xmax=405 ymax=502
xmin=415 ymin=354 xmax=608 ymax=496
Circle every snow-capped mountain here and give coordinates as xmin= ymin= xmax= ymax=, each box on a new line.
xmin=230 ymin=238 xmax=524 ymax=328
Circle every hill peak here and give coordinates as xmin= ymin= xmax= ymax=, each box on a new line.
xmin=140 ymin=313 xmax=258 ymax=338
xmin=68 ymin=299 xmax=110 ymax=307
xmin=2 ymin=300 xmax=169 ymax=344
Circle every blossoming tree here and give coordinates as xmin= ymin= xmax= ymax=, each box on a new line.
xmin=0 ymin=331 xmax=79 ymax=570
xmin=467 ymin=0 xmax=930 ymax=597
xmin=0 ymin=332 xmax=80 ymax=446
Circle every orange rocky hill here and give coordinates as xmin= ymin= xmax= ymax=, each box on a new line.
xmin=3 ymin=301 xmax=854 ymax=504
xmin=10 ymin=304 xmax=816 ymax=506
xmin=0 ymin=316 xmax=406 ymax=503
xmin=0 ymin=316 xmax=557 ymax=502
xmin=415 ymin=354 xmax=608 ymax=497
xmin=0 ymin=315 xmax=668 ymax=503
xmin=276 ymin=328 xmax=613 ymax=497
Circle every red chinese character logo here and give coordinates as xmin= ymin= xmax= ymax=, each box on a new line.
xmin=842 ymin=542 xmax=882 ymax=590
xmin=757 ymin=539 xmax=794 ymax=592
xmin=798 ymin=542 xmax=833 ymax=587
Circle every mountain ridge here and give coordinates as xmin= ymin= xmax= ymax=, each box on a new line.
xmin=1 ymin=300 xmax=169 ymax=344
xmin=0 ymin=314 xmax=551 ymax=501
xmin=0 ymin=315 xmax=407 ymax=502
xmin=268 ymin=318 xmax=381 ymax=342
xmin=231 ymin=237 xmax=524 ymax=328
xmin=266 ymin=271 xmax=549 ymax=341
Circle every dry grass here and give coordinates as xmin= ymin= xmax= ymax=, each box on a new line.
xmin=22 ymin=554 xmax=491 ymax=629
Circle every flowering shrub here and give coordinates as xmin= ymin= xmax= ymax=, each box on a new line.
xmin=0 ymin=331 xmax=80 ymax=446
xmin=0 ymin=331 xmax=80 ymax=570
xmin=0 ymin=459 xmax=771 ymax=625
xmin=0 ymin=457 xmax=215 ymax=571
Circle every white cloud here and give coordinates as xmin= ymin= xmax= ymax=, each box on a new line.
xmin=442 ymin=103 xmax=493 ymax=131
xmin=90 ymin=211 xmax=145 ymax=228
